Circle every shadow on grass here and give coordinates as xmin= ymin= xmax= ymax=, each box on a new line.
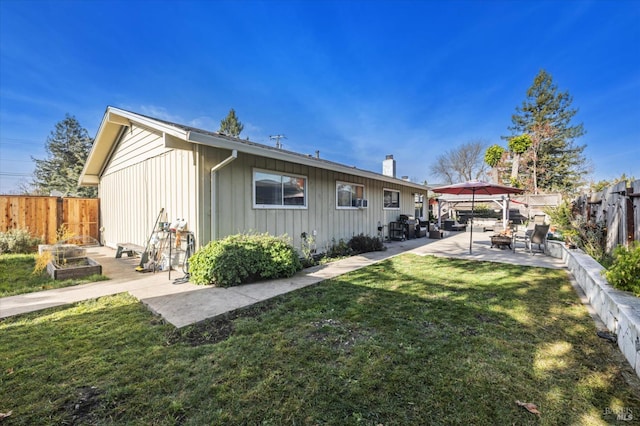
xmin=1 ymin=255 xmax=639 ymax=425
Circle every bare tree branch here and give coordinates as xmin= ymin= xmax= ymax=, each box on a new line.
xmin=430 ymin=140 xmax=489 ymax=184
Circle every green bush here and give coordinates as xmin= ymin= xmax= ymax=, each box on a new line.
xmin=604 ymin=242 xmax=640 ymax=296
xmin=544 ymin=200 xmax=574 ymax=232
xmin=572 ymin=217 xmax=611 ymax=266
xmin=325 ymin=238 xmax=353 ymax=259
xmin=0 ymin=229 xmax=42 ymax=254
xmin=348 ymin=233 xmax=385 ymax=254
xmin=189 ymin=233 xmax=302 ymax=287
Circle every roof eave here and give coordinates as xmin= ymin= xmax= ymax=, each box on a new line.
xmin=79 ymin=107 xmax=429 ymax=192
xmin=186 ymin=130 xmax=428 ymax=191
xmin=79 ymin=107 xmax=189 ymax=186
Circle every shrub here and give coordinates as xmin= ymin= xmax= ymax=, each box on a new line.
xmin=33 ymin=251 xmax=52 ymax=275
xmin=473 ymin=204 xmax=493 ymax=218
xmin=325 ymin=238 xmax=353 ymax=259
xmin=300 ymin=233 xmax=319 ymax=268
xmin=571 ymin=216 xmax=610 ymax=265
xmin=544 ymin=201 xmax=574 ymax=233
xmin=348 ymin=234 xmax=385 ymax=254
xmin=189 ymin=233 xmax=302 ymax=287
xmin=0 ymin=229 xmax=42 ymax=254
xmin=604 ymin=242 xmax=640 ymax=296
xmin=55 ymin=224 xmax=76 ymax=243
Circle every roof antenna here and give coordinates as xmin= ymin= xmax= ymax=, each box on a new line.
xmin=269 ymin=134 xmax=286 ymax=149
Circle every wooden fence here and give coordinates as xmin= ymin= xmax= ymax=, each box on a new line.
xmin=0 ymin=196 xmax=100 ymax=245
xmin=574 ymin=179 xmax=640 ymax=253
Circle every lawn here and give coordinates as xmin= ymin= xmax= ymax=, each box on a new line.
xmin=0 ymin=254 xmax=108 ymax=297
xmin=1 ymin=254 xmax=638 ymax=425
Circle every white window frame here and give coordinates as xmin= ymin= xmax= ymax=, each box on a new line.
xmin=336 ymin=181 xmax=365 ymax=209
xmin=253 ymin=168 xmax=308 ymax=209
xmin=383 ymin=188 xmax=401 ymax=210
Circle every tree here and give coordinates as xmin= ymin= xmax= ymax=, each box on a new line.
xmin=219 ymin=108 xmax=244 ymax=137
xmin=31 ymin=114 xmax=96 ymax=197
xmin=430 ymin=140 xmax=488 ymax=184
xmin=484 ymin=144 xmax=505 ymax=183
xmin=508 ymin=134 xmax=532 ymax=184
xmin=505 ymin=69 xmax=587 ymax=195
xmin=590 ymin=173 xmax=636 ymax=192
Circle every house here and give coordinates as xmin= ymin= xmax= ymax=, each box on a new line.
xmin=79 ymin=107 xmax=428 ymax=254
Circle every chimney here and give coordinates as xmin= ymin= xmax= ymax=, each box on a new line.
xmin=382 ymin=155 xmax=396 ymax=178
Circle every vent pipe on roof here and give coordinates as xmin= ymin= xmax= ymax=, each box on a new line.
xmin=315 ymin=150 xmax=320 ymax=159
xmin=382 ymin=155 xmax=396 ymax=178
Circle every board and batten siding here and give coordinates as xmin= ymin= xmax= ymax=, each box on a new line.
xmin=102 ymin=124 xmax=172 ymax=175
xmin=99 ymin=127 xmax=199 ymax=249
xmin=205 ymin=148 xmax=424 ymax=252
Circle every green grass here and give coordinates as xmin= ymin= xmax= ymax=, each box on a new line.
xmin=0 ymin=254 xmax=108 ymax=297
xmin=1 ymin=255 xmax=639 ymax=425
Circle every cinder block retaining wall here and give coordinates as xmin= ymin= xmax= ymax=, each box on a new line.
xmin=547 ymin=241 xmax=640 ymax=377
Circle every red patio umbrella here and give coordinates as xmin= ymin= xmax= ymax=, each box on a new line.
xmin=432 ymin=181 xmax=524 ymax=254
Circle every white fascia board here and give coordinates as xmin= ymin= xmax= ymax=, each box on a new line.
xmin=80 ymin=107 xmax=191 ymax=186
xmin=80 ymin=110 xmax=113 ymax=185
xmin=80 ymin=175 xmax=100 ymax=186
xmin=107 ymin=107 xmax=187 ymax=140
xmin=187 ymin=130 xmax=428 ymax=191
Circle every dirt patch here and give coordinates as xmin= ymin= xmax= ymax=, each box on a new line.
xmin=306 ymin=318 xmax=374 ymax=353
xmin=59 ymin=386 xmax=103 ymax=425
xmin=475 ymin=313 xmax=500 ymax=324
xmin=460 ymin=327 xmax=480 ymax=336
xmin=165 ymin=298 xmax=281 ymax=346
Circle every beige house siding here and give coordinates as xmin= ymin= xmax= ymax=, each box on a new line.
xmin=205 ymin=149 xmax=424 ymax=251
xmin=102 ymin=124 xmax=171 ymax=176
xmin=86 ymin=109 xmax=427 ymax=255
xmin=99 ymin=147 xmax=199 ymax=249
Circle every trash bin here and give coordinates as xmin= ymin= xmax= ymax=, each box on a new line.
xmin=416 ymin=220 xmax=428 ymax=238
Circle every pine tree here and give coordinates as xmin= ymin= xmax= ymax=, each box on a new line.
xmin=32 ymin=114 xmax=96 ymax=197
xmin=219 ymin=108 xmax=244 ymax=138
xmin=506 ymin=69 xmax=587 ymax=195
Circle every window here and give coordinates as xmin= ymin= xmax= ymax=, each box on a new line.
xmin=384 ymin=189 xmax=400 ymax=209
xmin=414 ymin=193 xmax=425 ymax=218
xmin=336 ymin=182 xmax=365 ymax=208
xmin=254 ymin=170 xmax=307 ymax=208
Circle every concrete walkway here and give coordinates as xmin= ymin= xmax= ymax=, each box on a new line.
xmin=0 ymin=231 xmax=565 ymax=328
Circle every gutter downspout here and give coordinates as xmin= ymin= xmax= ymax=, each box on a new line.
xmin=210 ymin=149 xmax=238 ymax=242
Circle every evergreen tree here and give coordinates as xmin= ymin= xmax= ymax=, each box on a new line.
xmin=32 ymin=114 xmax=96 ymax=197
xmin=505 ymin=69 xmax=587 ymax=195
xmin=219 ymin=108 xmax=244 ymax=137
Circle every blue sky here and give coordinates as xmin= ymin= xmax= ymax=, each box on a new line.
xmin=1 ymin=0 xmax=638 ymax=194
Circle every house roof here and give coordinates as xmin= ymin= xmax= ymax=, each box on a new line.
xmin=79 ymin=106 xmax=429 ymax=191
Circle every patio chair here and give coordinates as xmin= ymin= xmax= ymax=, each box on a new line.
xmin=513 ymin=224 xmax=549 ymax=254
